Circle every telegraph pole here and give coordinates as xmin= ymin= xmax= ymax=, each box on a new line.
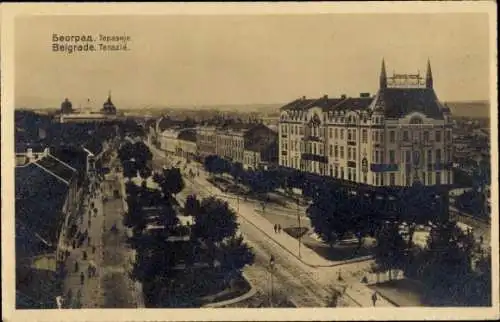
xmin=269 ymin=255 xmax=275 ymax=307
xmin=297 ymin=197 xmax=301 ymax=258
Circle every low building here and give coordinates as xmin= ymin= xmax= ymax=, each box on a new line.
xmin=158 ymin=129 xmax=180 ymax=155
xmin=15 ymin=153 xmax=80 ymax=308
xmin=196 ymin=126 xmax=217 ymax=158
xmin=177 ymin=129 xmax=197 ymax=160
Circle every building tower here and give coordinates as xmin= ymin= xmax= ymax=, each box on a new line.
xmin=380 ymin=58 xmax=387 ymax=89
xmin=426 ymin=58 xmax=433 ymax=89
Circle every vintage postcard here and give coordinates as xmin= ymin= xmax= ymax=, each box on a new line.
xmin=1 ymin=2 xmax=498 ymax=321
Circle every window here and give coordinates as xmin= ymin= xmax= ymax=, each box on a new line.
xmin=329 ymin=128 xmax=333 ymax=138
xmin=329 ymin=145 xmax=333 ymax=157
xmin=362 ymin=129 xmax=368 ymax=143
xmin=423 ymin=131 xmax=429 ymax=142
xmin=347 ymin=129 xmax=352 ymax=141
xmin=335 ymin=128 xmax=338 ymax=139
xmin=446 ymin=130 xmax=451 ymax=141
xmin=330 ymin=166 xmax=333 ymax=176
xmin=348 ymin=169 xmax=352 ymax=181
xmin=405 ymin=151 xmax=411 ymax=163
xmin=313 ymin=143 xmax=317 ymax=154
xmin=435 ymin=131 xmax=441 ymax=142
xmin=381 ymin=132 xmax=384 ymax=143
xmin=389 ymin=131 xmax=395 ymax=143
xmin=375 ymin=131 xmax=379 ymax=142
xmin=340 ymin=146 xmax=344 ymax=158
xmin=353 ymin=148 xmax=356 ymax=159
xmin=335 ymin=166 xmax=339 ymax=177
xmin=436 ymin=149 xmax=441 ymax=163
xmin=348 ymin=147 xmax=352 ymax=160
xmin=375 ymin=151 xmax=379 ymax=163
xmin=334 ymin=145 xmax=338 ymax=158
xmin=363 ymin=174 xmax=367 ymax=183
xmin=380 ymin=174 xmax=385 ymax=186
xmin=390 ymin=173 xmax=396 ymax=186
xmin=299 ymin=126 xmax=304 ymax=135
xmin=403 ymin=131 xmax=409 ymax=141
xmin=427 ymin=150 xmax=432 ymax=164
xmin=405 ymin=172 xmax=411 ymax=186
xmin=436 ymin=172 xmax=441 ymax=185
xmin=340 ymin=167 xmax=344 ymax=179
xmin=353 ymin=171 xmax=357 ymax=182
xmin=340 ymin=129 xmax=344 ymax=140
xmin=353 ymin=129 xmax=357 ymax=141
xmin=319 ymin=145 xmax=324 ymax=155
xmin=389 ymin=150 xmax=396 ymax=164
xmin=380 ymin=151 xmax=385 ymax=163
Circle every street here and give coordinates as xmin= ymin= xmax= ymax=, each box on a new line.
xmin=149 ymin=143 xmax=378 ymax=307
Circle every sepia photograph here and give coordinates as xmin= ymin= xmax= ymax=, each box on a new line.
xmin=1 ymin=2 xmax=498 ymax=322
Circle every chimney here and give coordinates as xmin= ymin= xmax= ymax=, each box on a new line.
xmin=341 ymin=94 xmax=347 ymax=99
xmin=302 ymin=96 xmax=306 ymax=100
xmin=360 ymin=92 xmax=370 ymax=98
xmin=323 ymin=94 xmax=328 ymax=99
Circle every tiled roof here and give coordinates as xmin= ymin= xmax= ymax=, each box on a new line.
xmin=177 ymin=129 xmax=197 ymax=142
xmin=374 ymin=88 xmax=445 ymax=119
xmin=15 ymin=163 xmax=69 ymax=248
xmin=35 ymin=155 xmax=76 ymax=184
xmin=281 ymin=96 xmax=372 ymax=112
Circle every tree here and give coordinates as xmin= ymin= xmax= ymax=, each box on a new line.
xmin=184 ymin=194 xmax=200 ymax=216
xmin=118 ymin=142 xmax=135 ymax=164
xmin=230 ymin=162 xmax=245 ymax=182
xmin=123 ymin=160 xmax=138 ymax=180
xmin=139 ymin=167 xmax=153 ymax=180
xmin=373 ymin=221 xmax=406 ymax=280
xmin=132 ymin=141 xmax=153 ymax=170
xmin=160 ymin=167 xmax=185 ymax=197
xmin=306 ymin=189 xmax=352 ymax=247
xmin=217 ymin=234 xmax=255 ymax=281
xmin=192 ymin=197 xmax=239 ymax=266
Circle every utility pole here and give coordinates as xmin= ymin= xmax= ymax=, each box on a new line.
xmin=269 ymin=255 xmax=275 ymax=307
xmin=297 ymin=197 xmax=301 ymax=258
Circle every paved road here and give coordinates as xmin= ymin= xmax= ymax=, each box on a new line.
xmin=149 ymin=146 xmax=374 ymax=307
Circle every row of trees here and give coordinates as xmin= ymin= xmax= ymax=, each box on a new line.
xmin=119 ymin=144 xmax=254 ymax=306
xmin=305 ymin=184 xmax=491 ymax=306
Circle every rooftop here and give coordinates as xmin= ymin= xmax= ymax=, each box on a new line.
xmin=16 ymin=163 xmax=70 ymax=250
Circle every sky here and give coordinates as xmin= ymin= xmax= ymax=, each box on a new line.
xmin=14 ymin=13 xmax=491 ymax=109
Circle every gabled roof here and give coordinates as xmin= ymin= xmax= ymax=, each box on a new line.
xmin=373 ymin=88 xmax=445 ymax=119
xmin=34 ymin=155 xmax=76 ymax=184
xmin=281 ymin=96 xmax=373 ymax=112
xmin=15 ymin=163 xmax=69 ymax=248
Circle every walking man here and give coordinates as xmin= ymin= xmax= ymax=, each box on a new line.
xmin=277 ymin=224 xmax=282 ymax=234
xmin=274 ymin=224 xmax=278 ymax=234
xmin=80 ymin=272 xmax=85 ymax=285
xmin=83 ymin=251 xmax=87 ymax=261
xmin=371 ymin=291 xmax=378 ymax=306
xmin=74 ymin=261 xmax=79 ymax=273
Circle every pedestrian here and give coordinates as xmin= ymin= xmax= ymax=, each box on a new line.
xmin=278 ymin=224 xmax=282 ymax=234
xmin=92 ymin=245 xmax=96 ymax=254
xmin=80 ymin=272 xmax=85 ymax=285
xmin=274 ymin=224 xmax=278 ymax=234
xmin=371 ymin=292 xmax=378 ymax=306
xmin=72 ymin=240 xmax=76 ymax=249
xmin=83 ymin=251 xmax=87 ymax=261
xmin=87 ymin=265 xmax=92 ymax=278
xmin=74 ymin=261 xmax=79 ymax=272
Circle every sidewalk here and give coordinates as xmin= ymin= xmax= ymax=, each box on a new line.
xmin=61 ymin=174 xmax=105 ymax=308
xmin=148 ymin=141 xmax=393 ymax=307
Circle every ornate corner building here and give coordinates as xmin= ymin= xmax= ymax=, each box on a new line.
xmin=278 ymin=59 xmax=453 ymax=187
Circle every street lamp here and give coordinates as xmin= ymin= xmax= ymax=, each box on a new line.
xmin=269 ymin=255 xmax=276 ymax=307
xmin=297 ymin=197 xmax=301 ymax=258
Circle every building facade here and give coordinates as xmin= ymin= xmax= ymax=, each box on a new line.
xmin=158 ymin=129 xmax=180 ymax=155
xmin=278 ymin=59 xmax=453 ymax=187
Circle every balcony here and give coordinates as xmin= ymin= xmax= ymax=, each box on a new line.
xmin=347 ymin=161 xmax=357 ymax=168
xmin=305 ymin=136 xmax=322 ymax=142
xmin=301 ymin=153 xmax=328 ymax=163
xmin=347 ymin=141 xmax=357 ymax=146
xmin=370 ymin=163 xmax=399 ymax=172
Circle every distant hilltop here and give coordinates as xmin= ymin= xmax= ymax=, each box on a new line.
xmin=445 ymin=100 xmax=490 ymax=119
